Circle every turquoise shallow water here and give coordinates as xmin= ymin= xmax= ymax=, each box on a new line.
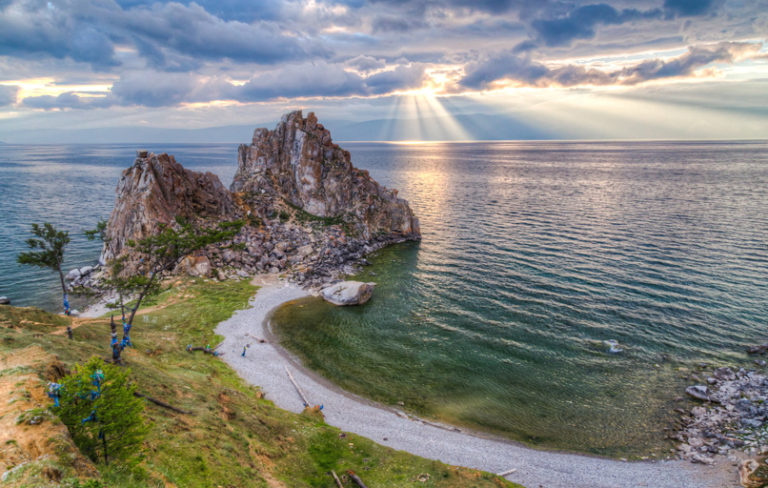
xmin=272 ymin=141 xmax=768 ymax=457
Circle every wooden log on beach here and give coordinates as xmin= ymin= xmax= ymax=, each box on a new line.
xmin=497 ymin=468 xmax=517 ymax=477
xmin=285 ymin=366 xmax=310 ymax=406
xmin=347 ymin=470 xmax=368 ymax=488
xmin=134 ymin=392 xmax=192 ymax=414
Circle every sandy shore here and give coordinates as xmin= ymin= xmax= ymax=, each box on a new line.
xmin=215 ymin=277 xmax=738 ymax=488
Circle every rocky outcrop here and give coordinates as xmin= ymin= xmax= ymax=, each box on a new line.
xmin=98 ymin=112 xmax=420 ymax=286
xmin=321 ymin=281 xmax=376 ymax=306
xmin=232 ymin=110 xmax=419 ymax=241
xmin=100 ymin=151 xmax=239 ymax=274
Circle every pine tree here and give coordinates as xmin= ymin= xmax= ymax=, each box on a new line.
xmin=17 ymin=223 xmax=73 ymax=338
xmin=54 ymin=357 xmax=148 ymax=465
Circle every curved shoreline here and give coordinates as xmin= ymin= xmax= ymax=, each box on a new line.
xmin=214 ymin=276 xmax=737 ymax=488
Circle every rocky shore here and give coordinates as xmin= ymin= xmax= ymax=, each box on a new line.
xmin=85 ymin=110 xmax=419 ymax=292
xmin=674 ymin=362 xmax=768 ymax=484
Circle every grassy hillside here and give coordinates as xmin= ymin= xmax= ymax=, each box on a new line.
xmin=0 ymin=279 xmax=522 ymax=488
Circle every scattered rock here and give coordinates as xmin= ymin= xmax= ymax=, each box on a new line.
xmin=602 ymin=339 xmax=624 ymax=354
xmin=0 ymin=296 xmax=9 ymax=305
xmin=321 ymin=281 xmax=376 ymax=306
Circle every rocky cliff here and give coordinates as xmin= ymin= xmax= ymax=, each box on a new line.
xmin=100 ymin=151 xmax=239 ymax=273
xmin=100 ymin=112 xmax=420 ymax=285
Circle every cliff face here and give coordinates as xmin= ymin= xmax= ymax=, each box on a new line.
xmin=232 ymin=111 xmax=420 ymax=240
xmin=101 ymin=112 xmax=420 ymax=285
xmin=101 ymin=152 xmax=238 ymax=271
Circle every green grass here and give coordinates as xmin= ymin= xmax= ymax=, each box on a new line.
xmin=0 ymin=279 xmax=522 ymax=488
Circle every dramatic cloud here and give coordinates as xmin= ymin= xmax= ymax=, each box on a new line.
xmin=0 ymin=84 xmax=18 ymax=106
xmin=0 ymin=0 xmax=319 ymax=70
xmin=461 ymin=41 xmax=762 ymax=89
xmin=233 ymin=63 xmax=427 ymax=101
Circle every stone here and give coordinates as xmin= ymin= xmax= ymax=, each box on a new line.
xmin=686 ymin=385 xmax=711 ymax=402
xmin=78 ymin=265 xmax=94 ymax=276
xmin=65 ymin=268 xmax=81 ymax=281
xmin=0 ymin=296 xmax=10 ymax=305
xmin=321 ymin=281 xmax=376 ymax=306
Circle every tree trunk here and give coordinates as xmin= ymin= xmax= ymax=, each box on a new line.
xmin=56 ymin=265 xmax=73 ymax=340
xmin=102 ymin=433 xmax=109 ymax=465
xmin=127 ymin=269 xmax=157 ymax=327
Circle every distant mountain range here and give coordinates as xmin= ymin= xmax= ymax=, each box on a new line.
xmin=1 ymin=112 xmax=559 ymax=144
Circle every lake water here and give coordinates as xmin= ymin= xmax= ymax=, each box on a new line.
xmin=1 ymin=141 xmax=767 ymax=457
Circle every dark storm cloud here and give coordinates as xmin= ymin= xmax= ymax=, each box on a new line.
xmin=0 ymin=84 xmax=18 ymax=106
xmin=461 ymin=41 xmax=761 ymax=89
xmin=663 ymin=0 xmax=716 ymax=17
xmin=531 ymin=4 xmax=664 ymax=47
xmin=0 ymin=1 xmax=119 ymax=69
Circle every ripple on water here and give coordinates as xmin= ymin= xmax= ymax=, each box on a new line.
xmin=273 ymin=141 xmax=768 ymax=457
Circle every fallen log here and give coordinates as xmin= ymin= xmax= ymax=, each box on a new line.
xmin=134 ymin=392 xmax=192 ymax=414
xmin=186 ymin=344 xmax=220 ymax=356
xmin=285 ymin=366 xmax=310 ymax=407
xmin=347 ymin=470 xmax=368 ymax=488
xmin=330 ymin=470 xmax=343 ymax=488
xmin=497 ymin=468 xmax=517 ymax=477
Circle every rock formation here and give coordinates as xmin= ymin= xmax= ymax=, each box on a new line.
xmin=99 ymin=112 xmax=420 ymax=286
xmin=232 ymin=110 xmax=419 ymax=240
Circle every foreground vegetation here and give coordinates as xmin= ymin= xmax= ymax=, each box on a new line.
xmin=0 ymin=278 xmax=521 ymax=487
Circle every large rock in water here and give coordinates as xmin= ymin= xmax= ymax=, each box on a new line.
xmin=321 ymin=281 xmax=376 ymax=306
xmin=100 ymin=151 xmax=239 ymax=274
xmin=231 ymin=110 xmax=420 ymax=241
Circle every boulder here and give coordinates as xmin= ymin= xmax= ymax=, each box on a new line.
xmin=179 ymin=255 xmax=212 ymax=277
xmin=78 ymin=265 xmax=94 ymax=277
xmin=321 ymin=281 xmax=376 ymax=306
xmin=65 ymin=268 xmax=80 ymax=281
xmin=0 ymin=296 xmax=10 ymax=305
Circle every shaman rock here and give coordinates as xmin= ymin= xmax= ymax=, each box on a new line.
xmin=231 ymin=110 xmax=420 ymax=241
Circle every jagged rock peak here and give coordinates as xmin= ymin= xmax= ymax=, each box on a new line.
xmin=231 ymin=110 xmax=420 ymax=240
xmin=100 ymin=151 xmax=238 ymax=270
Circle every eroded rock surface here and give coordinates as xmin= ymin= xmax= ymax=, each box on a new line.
xmin=101 ymin=151 xmax=238 ymax=274
xmin=232 ymin=110 xmax=419 ymax=240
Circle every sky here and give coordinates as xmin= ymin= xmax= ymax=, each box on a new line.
xmin=0 ymin=0 xmax=767 ymax=142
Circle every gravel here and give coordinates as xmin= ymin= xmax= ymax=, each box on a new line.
xmin=215 ymin=277 xmax=737 ymax=488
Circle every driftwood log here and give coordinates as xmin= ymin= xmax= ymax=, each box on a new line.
xmin=186 ymin=345 xmax=219 ymax=356
xmin=347 ymin=470 xmax=368 ymax=488
xmin=134 ymin=392 xmax=192 ymax=414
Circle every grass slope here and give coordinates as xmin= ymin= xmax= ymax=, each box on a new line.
xmin=0 ymin=279 xmax=522 ymax=488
